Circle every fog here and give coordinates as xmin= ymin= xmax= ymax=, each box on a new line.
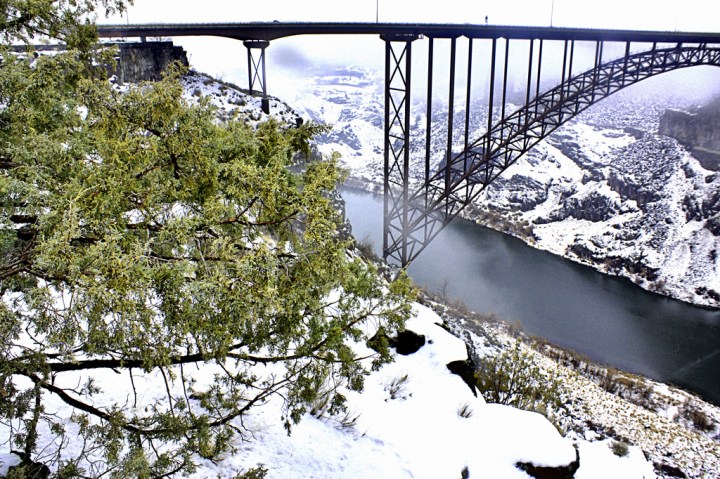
xmin=246 ymin=35 xmax=720 ymax=113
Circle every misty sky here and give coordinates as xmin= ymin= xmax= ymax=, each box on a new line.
xmin=104 ymin=0 xmax=716 ymax=32
xmin=100 ymin=1 xmax=720 ymax=105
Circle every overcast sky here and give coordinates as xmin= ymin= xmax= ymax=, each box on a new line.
xmin=100 ymin=1 xmax=720 ymax=103
xmin=104 ymin=0 xmax=715 ymax=32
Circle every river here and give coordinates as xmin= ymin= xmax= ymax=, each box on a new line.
xmin=340 ymin=185 xmax=720 ymax=406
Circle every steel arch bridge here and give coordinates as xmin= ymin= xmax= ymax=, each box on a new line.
xmin=96 ymin=23 xmax=720 ymax=266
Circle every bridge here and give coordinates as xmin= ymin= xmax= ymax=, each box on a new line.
xmin=97 ymin=22 xmax=720 ymax=266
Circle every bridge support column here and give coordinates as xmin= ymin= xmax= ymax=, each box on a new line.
xmin=244 ymin=40 xmax=270 ymax=114
xmin=382 ymin=34 xmax=418 ymax=267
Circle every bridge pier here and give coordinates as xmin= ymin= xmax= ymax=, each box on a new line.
xmin=381 ymin=34 xmax=419 ymax=266
xmin=244 ymin=40 xmax=270 ymax=114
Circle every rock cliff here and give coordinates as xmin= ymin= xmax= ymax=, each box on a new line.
xmin=110 ymin=41 xmax=189 ymax=84
xmin=286 ymin=66 xmax=720 ymax=308
xmin=659 ymin=96 xmax=720 ymax=170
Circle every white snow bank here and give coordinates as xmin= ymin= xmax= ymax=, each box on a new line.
xmin=0 ymin=305 xmax=657 ymax=479
xmin=575 ymin=440 xmax=656 ymax=479
xmin=185 ymin=303 xmax=654 ymax=478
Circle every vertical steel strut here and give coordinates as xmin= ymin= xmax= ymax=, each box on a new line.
xmin=535 ymin=39 xmax=544 ymax=117
xmin=523 ymin=38 xmax=535 ymax=148
xmin=464 ymin=39 xmax=474 ymax=153
xmin=425 ymin=38 xmax=435 ymax=197
xmin=382 ymin=34 xmax=418 ymax=266
xmin=244 ymin=40 xmax=270 ymax=114
xmin=445 ymin=38 xmax=457 ymax=197
xmin=464 ymin=39 xmax=474 ymax=200
xmin=500 ymin=39 xmax=510 ymax=167
xmin=484 ymin=38 xmax=497 ymax=183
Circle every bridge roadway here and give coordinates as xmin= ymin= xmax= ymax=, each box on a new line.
xmin=97 ymin=21 xmax=720 ymax=43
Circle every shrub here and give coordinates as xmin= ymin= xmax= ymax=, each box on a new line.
xmin=682 ymin=402 xmax=716 ymax=432
xmin=385 ymin=374 xmax=410 ymax=401
xmin=355 ymin=234 xmax=379 ymax=261
xmin=233 ymin=466 xmax=269 ymax=479
xmin=457 ymin=402 xmax=474 ymax=418
xmin=475 ymin=342 xmax=560 ymax=413
xmin=309 ymin=381 xmax=360 ymax=431
xmin=610 ymin=440 xmax=629 ymax=457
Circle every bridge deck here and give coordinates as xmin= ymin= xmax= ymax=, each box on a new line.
xmin=97 ymin=22 xmax=720 ymax=44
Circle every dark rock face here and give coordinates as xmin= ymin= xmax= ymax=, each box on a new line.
xmin=560 ymin=192 xmax=618 ymax=222
xmin=492 ymin=175 xmax=549 ymax=212
xmin=607 ymin=171 xmax=660 ymax=208
xmin=682 ymin=188 xmax=720 ymax=236
xmin=515 ymin=447 xmax=580 ymax=479
xmin=389 ymin=330 xmax=426 ymax=355
xmin=318 ymin=124 xmax=363 ymax=151
xmin=112 ymin=42 xmax=189 ymax=84
xmin=659 ymin=98 xmax=720 ymax=171
xmin=655 ymin=462 xmax=688 ymax=478
xmin=8 ymin=452 xmax=50 ymax=479
xmin=552 ymin=136 xmax=596 ymax=170
xmin=446 ymin=360 xmax=478 ymax=396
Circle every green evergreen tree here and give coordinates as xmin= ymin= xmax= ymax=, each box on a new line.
xmin=0 ymin=2 xmax=413 ymax=476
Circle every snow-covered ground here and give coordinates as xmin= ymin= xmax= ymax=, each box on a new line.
xmin=203 ymin=302 xmax=674 ymax=479
xmin=180 ymin=72 xmax=303 ymax=127
xmin=1 ymin=301 xmax=667 ymax=478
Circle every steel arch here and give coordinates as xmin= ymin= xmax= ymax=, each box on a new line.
xmin=384 ymin=44 xmax=720 ymax=266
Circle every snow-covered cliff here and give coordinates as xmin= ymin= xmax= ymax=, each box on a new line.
xmin=286 ymin=65 xmax=720 ymax=308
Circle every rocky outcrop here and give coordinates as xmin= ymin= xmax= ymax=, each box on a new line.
xmin=659 ymin=98 xmax=720 ymax=170
xmin=515 ymin=447 xmax=580 ymax=479
xmin=111 ymin=41 xmax=189 ymax=84
xmin=491 ymin=175 xmax=549 ymax=212
xmin=607 ymin=171 xmax=661 ymax=208
xmin=446 ymin=359 xmax=478 ymax=396
xmin=559 ymin=192 xmax=619 ymax=222
xmin=14 ymin=42 xmax=189 ymax=85
xmin=390 ymin=330 xmax=426 ymax=355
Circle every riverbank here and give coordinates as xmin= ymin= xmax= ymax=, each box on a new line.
xmin=342 ymin=178 xmax=720 ymax=402
xmin=344 ymin=174 xmax=720 ymax=312
xmin=418 ymin=292 xmax=720 ymax=479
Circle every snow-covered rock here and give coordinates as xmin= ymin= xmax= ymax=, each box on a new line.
xmin=181 ymin=71 xmax=303 ymax=127
xmin=284 ymin=65 xmax=720 ymax=308
xmin=191 ymin=303 xmax=657 ymax=479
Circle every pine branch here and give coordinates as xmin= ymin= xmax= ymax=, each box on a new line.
xmin=23 ymin=372 xmax=145 ymax=434
xmin=14 ymin=341 xmax=247 ymax=374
